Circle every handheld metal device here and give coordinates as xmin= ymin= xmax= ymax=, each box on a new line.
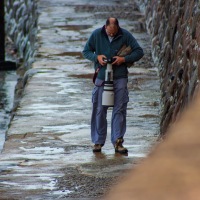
xmin=102 ymin=58 xmax=114 ymax=107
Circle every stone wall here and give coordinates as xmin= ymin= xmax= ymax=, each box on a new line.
xmin=5 ymin=0 xmax=38 ymax=68
xmin=4 ymin=0 xmax=38 ymax=109
xmin=142 ymin=0 xmax=200 ymax=135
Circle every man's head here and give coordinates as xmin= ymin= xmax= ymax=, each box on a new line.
xmin=105 ymin=17 xmax=119 ymax=37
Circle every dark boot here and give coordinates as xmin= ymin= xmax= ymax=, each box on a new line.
xmin=93 ymin=144 xmax=103 ymax=152
xmin=114 ymin=138 xmax=128 ymax=154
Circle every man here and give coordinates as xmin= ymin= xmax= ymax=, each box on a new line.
xmin=82 ymin=17 xmax=144 ymax=154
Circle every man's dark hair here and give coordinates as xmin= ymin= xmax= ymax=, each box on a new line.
xmin=106 ymin=17 xmax=119 ymax=27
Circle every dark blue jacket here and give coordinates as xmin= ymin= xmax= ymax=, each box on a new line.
xmin=82 ymin=25 xmax=144 ymax=80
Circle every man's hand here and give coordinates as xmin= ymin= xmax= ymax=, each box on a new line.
xmin=112 ymin=56 xmax=125 ymax=65
xmin=97 ymin=55 xmax=107 ymax=66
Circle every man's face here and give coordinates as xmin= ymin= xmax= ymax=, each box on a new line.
xmin=105 ymin=24 xmax=118 ymax=37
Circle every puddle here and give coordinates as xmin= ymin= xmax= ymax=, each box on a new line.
xmin=42 ymin=124 xmax=90 ymax=133
xmin=57 ymin=24 xmax=92 ymax=31
xmin=53 ymin=51 xmax=83 ymax=59
xmin=69 ymin=73 xmax=93 ymax=79
xmin=51 ymin=190 xmax=72 ymax=195
xmin=19 ymin=147 xmax=65 ymax=155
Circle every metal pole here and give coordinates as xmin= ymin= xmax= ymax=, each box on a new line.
xmin=0 ymin=0 xmax=5 ymax=61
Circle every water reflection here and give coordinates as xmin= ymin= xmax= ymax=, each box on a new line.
xmin=93 ymin=151 xmax=128 ymax=161
xmin=93 ymin=152 xmax=107 ymax=160
xmin=0 ymin=71 xmax=17 ymax=151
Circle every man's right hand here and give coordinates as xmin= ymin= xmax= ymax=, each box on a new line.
xmin=97 ymin=55 xmax=107 ymax=66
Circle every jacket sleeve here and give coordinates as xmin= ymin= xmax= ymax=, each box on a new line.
xmin=82 ymin=31 xmax=98 ymax=63
xmin=124 ymin=31 xmax=144 ymax=63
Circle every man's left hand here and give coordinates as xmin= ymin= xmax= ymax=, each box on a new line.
xmin=112 ymin=56 xmax=125 ymax=66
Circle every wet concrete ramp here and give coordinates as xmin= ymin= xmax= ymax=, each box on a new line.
xmin=0 ymin=0 xmax=160 ymax=199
